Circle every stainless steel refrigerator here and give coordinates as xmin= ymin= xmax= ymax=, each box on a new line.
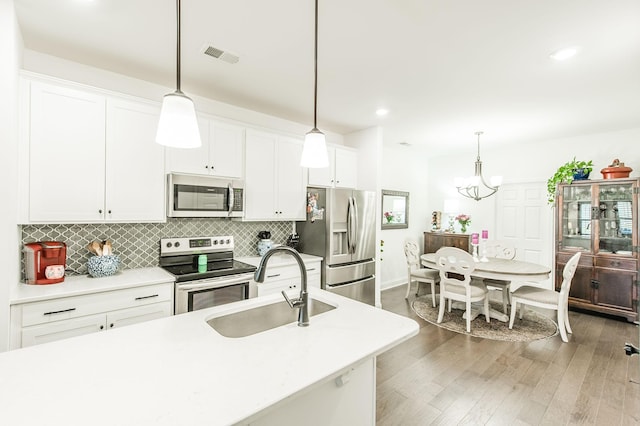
xmin=296 ymin=187 xmax=376 ymax=305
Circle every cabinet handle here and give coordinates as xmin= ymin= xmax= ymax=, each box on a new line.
xmin=134 ymin=294 xmax=159 ymax=301
xmin=110 ymin=323 xmax=114 ymax=328
xmin=43 ymin=307 xmax=76 ymax=316
xmin=205 ymin=165 xmax=209 ymax=169
xmin=289 ymin=284 xmax=297 ymax=289
xmin=306 ymin=268 xmax=316 ymax=272
xmin=267 ymin=274 xmax=281 ymax=278
xmin=100 ymin=325 xmax=104 ymax=330
xmin=98 ymin=209 xmax=103 ymax=214
xmin=591 ymin=279 xmax=599 ymax=289
xmin=108 ymin=210 xmax=112 ymax=214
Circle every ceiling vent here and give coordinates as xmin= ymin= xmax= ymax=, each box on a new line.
xmin=201 ymin=44 xmax=239 ymax=64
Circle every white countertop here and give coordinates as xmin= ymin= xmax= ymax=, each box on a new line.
xmin=11 ymin=267 xmax=176 ymax=305
xmin=236 ymin=252 xmax=322 ymax=268
xmin=0 ymin=289 xmax=418 ymax=426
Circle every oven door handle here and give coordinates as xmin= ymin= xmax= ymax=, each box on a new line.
xmin=177 ymin=275 xmax=252 ymax=291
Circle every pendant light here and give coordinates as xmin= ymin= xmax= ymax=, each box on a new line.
xmin=156 ymin=0 xmax=201 ymax=149
xmin=300 ymin=0 xmax=329 ymax=168
xmin=454 ymin=132 xmax=503 ymax=201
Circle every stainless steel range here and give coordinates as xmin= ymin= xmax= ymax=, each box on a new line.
xmin=159 ymin=236 xmax=257 ymax=314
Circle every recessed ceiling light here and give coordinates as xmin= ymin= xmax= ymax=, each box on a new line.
xmin=376 ymin=109 xmax=389 ymax=116
xmin=550 ymin=47 xmax=579 ymax=61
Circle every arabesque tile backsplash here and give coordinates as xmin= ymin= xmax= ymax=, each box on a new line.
xmin=21 ymin=219 xmax=293 ymax=278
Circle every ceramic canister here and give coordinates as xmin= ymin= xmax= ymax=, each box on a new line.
xmin=257 ymin=239 xmax=273 ymax=256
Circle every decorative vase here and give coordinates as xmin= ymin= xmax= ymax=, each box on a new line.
xmin=257 ymin=239 xmax=273 ymax=256
xmin=460 ymin=224 xmax=467 ymax=233
xmin=386 ymin=216 xmax=394 ymax=223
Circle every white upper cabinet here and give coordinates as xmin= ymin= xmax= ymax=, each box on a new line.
xmin=308 ymin=146 xmax=358 ymax=188
xmin=26 ymin=79 xmax=165 ymax=223
xmin=28 ymin=82 xmax=107 ymax=223
xmin=165 ymin=117 xmax=244 ymax=178
xmin=105 ymin=98 xmax=165 ymax=222
xmin=244 ymin=129 xmax=306 ymax=221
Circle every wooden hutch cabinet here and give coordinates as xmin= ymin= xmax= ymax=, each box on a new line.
xmin=423 ymin=232 xmax=471 ymax=254
xmin=555 ymin=178 xmax=638 ymax=323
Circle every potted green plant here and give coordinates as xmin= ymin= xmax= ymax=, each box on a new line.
xmin=547 ymin=157 xmax=593 ymax=204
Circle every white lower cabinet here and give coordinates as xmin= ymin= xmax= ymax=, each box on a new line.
xmin=12 ymin=282 xmax=173 ymax=349
xmin=257 ymin=260 xmax=321 ymax=297
xmin=247 ymin=357 xmax=375 ymax=425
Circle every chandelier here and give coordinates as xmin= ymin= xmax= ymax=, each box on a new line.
xmin=454 ymin=131 xmax=502 ymax=201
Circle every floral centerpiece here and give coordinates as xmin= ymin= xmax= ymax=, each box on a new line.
xmin=384 ymin=211 xmax=395 ymax=223
xmin=455 ymin=214 xmax=471 ymax=233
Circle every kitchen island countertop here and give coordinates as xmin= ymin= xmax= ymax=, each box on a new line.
xmin=0 ymin=288 xmax=418 ymax=425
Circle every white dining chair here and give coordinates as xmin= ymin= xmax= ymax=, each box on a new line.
xmin=435 ymin=246 xmax=490 ymax=333
xmin=483 ymin=241 xmax=517 ymax=314
xmin=404 ymin=239 xmax=440 ymax=306
xmin=509 ymin=252 xmax=581 ymax=342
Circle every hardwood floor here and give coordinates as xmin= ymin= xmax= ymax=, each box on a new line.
xmin=376 ymin=285 xmax=640 ymax=425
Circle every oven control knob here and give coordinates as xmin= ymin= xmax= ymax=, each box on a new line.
xmin=226 ymin=239 xmax=231 ymax=244
xmin=175 ymin=242 xmax=180 ymax=248
xmin=213 ymin=240 xmax=218 ymax=245
xmin=166 ymin=242 xmax=172 ymax=248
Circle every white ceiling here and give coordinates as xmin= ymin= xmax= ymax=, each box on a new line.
xmin=13 ymin=0 xmax=640 ymax=153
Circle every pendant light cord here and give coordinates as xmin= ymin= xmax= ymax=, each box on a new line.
xmin=313 ymin=0 xmax=319 ymax=129
xmin=176 ymin=0 xmax=182 ymax=94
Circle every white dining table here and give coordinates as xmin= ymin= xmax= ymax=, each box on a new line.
xmin=420 ymin=253 xmax=552 ymax=322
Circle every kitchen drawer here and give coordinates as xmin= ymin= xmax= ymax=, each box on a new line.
xmin=260 ymin=263 xmax=317 ymax=284
xmin=594 ymin=256 xmax=637 ymax=270
xmin=258 ymin=280 xmax=302 ymax=297
xmin=21 ymin=283 xmax=173 ymax=327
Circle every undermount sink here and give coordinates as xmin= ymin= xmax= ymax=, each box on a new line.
xmin=207 ymin=297 xmax=336 ymax=338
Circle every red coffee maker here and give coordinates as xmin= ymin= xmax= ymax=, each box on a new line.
xmin=23 ymin=241 xmax=67 ymax=284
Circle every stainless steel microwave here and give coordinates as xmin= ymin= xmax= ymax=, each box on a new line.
xmin=167 ymin=174 xmax=244 ymax=218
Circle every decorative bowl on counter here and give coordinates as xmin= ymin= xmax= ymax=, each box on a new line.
xmin=87 ymin=255 xmax=120 ymax=278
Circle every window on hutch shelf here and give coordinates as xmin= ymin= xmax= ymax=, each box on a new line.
xmin=579 ymin=202 xmax=591 ymax=236
xmin=618 ymin=201 xmax=632 ymax=236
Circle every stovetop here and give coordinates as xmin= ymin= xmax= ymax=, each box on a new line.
xmin=163 ymin=260 xmax=256 ymax=283
xmin=159 ymin=235 xmax=256 ymax=283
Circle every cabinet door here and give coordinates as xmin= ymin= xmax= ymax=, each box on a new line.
xmin=106 ymin=302 xmax=172 ymax=329
xmin=334 ymin=147 xmax=358 ymax=188
xmin=210 ymin=121 xmax=244 ymax=178
xmin=308 ymin=146 xmax=336 ymax=187
xmin=559 ymin=262 xmax=593 ymax=305
xmin=164 ymin=118 xmax=210 ymax=175
xmin=106 ymin=98 xmax=165 ymax=222
xmin=594 ymin=267 xmax=636 ymax=311
xmin=29 ymin=82 xmax=106 ymax=222
xmin=276 ymin=137 xmax=306 ymax=220
xmin=21 ymin=313 xmax=106 ymax=348
xmin=245 ymin=129 xmax=278 ymax=220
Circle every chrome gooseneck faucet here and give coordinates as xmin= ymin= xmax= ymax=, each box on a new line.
xmin=254 ymin=246 xmax=309 ymax=327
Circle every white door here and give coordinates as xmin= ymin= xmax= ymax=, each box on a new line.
xmin=245 ymin=129 xmax=278 ymax=220
xmin=276 ymin=137 xmax=306 ymax=220
xmin=308 ymin=146 xmax=336 ymax=187
xmin=29 ymin=82 xmax=106 ymax=222
xmin=21 ymin=314 xmax=106 ymax=347
xmin=105 ymin=98 xmax=165 ymax=222
xmin=106 ymin=302 xmax=172 ymax=329
xmin=210 ymin=121 xmax=244 ymax=178
xmin=164 ymin=118 xmax=210 ymax=175
xmin=495 ymin=182 xmax=554 ymax=287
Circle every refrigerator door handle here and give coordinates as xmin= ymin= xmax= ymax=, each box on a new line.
xmin=347 ymin=197 xmax=358 ymax=254
xmin=346 ymin=197 xmax=352 ymax=253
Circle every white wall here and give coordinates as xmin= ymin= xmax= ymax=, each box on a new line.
xmin=426 ymin=127 xmax=640 ymax=236
xmin=378 ymin=145 xmax=431 ymax=290
xmin=0 ymin=0 xmax=22 ymax=352
xmin=376 ymin=127 xmax=640 ymax=293
xmin=344 ymin=127 xmax=383 ymax=305
xmin=22 ymin=50 xmax=345 ymax=146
